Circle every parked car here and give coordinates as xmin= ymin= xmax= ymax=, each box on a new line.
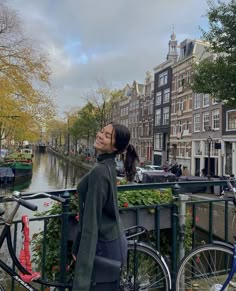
xmin=134 ymin=167 xmax=155 ymax=183
xmin=143 ymin=165 xmax=164 ymax=172
xmin=116 ymin=160 xmax=125 ymax=177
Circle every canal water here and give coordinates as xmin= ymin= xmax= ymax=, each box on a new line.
xmin=0 ymin=151 xmax=88 ymax=290
xmin=12 ymin=151 xmax=87 ymax=193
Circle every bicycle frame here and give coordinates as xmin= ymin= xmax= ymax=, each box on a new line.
xmin=0 ymin=205 xmax=38 ymax=291
xmin=0 ymin=192 xmax=71 ymax=291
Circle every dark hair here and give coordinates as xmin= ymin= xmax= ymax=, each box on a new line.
xmin=111 ymin=123 xmax=139 ymax=182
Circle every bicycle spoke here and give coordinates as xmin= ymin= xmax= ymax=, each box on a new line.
xmin=176 ymin=245 xmax=236 ymax=291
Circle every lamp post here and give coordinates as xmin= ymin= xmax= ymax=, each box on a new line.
xmin=207 ymin=136 xmax=213 ymax=180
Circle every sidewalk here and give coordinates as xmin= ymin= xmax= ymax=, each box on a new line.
xmin=190 ymin=190 xmax=233 ymax=201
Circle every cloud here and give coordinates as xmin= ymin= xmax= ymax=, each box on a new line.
xmin=10 ymin=0 xmax=210 ymax=116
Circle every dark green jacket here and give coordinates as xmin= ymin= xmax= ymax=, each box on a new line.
xmin=72 ymin=152 xmax=121 ymax=291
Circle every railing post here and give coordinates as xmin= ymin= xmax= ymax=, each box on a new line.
xmin=178 ymin=194 xmax=189 ymax=261
xmin=60 ymin=191 xmax=70 ymax=290
xmin=171 ymin=183 xmax=181 ymax=290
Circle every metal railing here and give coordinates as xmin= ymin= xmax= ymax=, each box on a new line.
xmin=0 ymin=179 xmax=231 ymax=290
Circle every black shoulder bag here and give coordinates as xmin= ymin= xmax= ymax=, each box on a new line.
xmin=90 ymin=165 xmax=122 ymax=291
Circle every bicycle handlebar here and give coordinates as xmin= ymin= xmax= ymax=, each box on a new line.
xmin=17 ymin=198 xmax=38 ymax=211
xmin=20 ymin=192 xmax=66 ymax=203
xmin=10 ymin=191 xmax=66 ymax=212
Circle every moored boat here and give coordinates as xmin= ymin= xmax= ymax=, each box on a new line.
xmin=2 ymin=152 xmax=33 ymax=178
xmin=20 ymin=148 xmax=34 ymax=158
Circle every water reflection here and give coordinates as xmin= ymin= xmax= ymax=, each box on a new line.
xmin=0 ymin=151 xmax=88 ymax=195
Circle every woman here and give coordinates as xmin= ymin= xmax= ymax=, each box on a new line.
xmin=72 ymin=123 xmax=139 ymax=291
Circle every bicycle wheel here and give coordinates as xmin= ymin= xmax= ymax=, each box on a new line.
xmin=120 ymin=241 xmax=170 ymax=290
xmin=175 ymin=244 xmax=236 ymax=291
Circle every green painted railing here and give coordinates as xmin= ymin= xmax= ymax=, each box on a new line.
xmin=1 ymin=179 xmax=233 ymax=290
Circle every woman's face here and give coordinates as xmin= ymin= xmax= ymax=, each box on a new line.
xmin=94 ymin=124 xmax=117 ymax=154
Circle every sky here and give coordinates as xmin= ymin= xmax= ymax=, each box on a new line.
xmin=9 ymin=0 xmax=211 ymax=117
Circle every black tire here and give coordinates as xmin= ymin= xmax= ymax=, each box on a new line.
xmin=175 ymin=244 xmax=235 ymax=291
xmin=120 ymin=241 xmax=170 ymax=290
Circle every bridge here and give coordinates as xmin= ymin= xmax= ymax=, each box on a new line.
xmin=0 ymin=179 xmax=232 ymax=290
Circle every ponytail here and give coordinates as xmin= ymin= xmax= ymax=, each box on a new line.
xmin=124 ymin=144 xmax=139 ymax=182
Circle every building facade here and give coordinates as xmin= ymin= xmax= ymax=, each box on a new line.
xmin=153 ymin=32 xmax=178 ymax=166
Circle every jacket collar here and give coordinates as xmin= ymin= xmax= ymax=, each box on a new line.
xmin=96 ymin=152 xmax=116 ymax=162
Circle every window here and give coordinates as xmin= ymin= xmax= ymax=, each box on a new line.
xmin=202 ymin=112 xmax=210 ymax=131
xmin=155 ymin=109 xmax=161 ymax=126
xmin=212 ymin=97 xmax=218 ymax=105
xmin=194 ymin=114 xmax=201 ymax=132
xmin=194 ymin=93 xmax=201 ymax=109
xmin=172 ymin=124 xmax=177 ymax=135
xmin=155 ymin=92 xmax=162 ymax=105
xmin=186 ymin=71 xmax=191 ymax=84
xmin=212 ymin=109 xmax=220 ymax=130
xmin=195 ymin=141 xmax=201 ymax=155
xmin=163 ymin=89 xmax=170 ymax=103
xmin=154 ymin=133 xmax=163 ymax=150
xmin=163 ymin=107 xmax=169 ymax=125
xmin=178 ymin=97 xmax=184 ymax=111
xmin=159 ymin=71 xmax=168 ymax=86
xmin=172 ymin=100 xmax=177 ymax=114
xmin=177 ymin=120 xmax=182 ymax=133
xmin=203 ymin=94 xmax=209 ymax=107
xmin=227 ymin=110 xmax=236 ymax=130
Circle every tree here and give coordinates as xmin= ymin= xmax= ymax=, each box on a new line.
xmin=86 ymin=80 xmax=122 ymax=128
xmin=71 ymin=103 xmax=99 ymax=148
xmin=0 ymin=1 xmax=56 ymax=147
xmin=192 ymin=0 xmax=236 ymax=105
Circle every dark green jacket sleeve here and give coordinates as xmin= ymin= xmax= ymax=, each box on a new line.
xmin=72 ymin=165 xmax=109 ymax=291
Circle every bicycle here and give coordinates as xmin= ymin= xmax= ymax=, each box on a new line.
xmin=175 ymin=180 xmax=236 ymax=291
xmin=0 ymin=190 xmax=171 ymax=290
xmin=0 ymin=190 xmax=72 ymax=291
xmin=120 ymin=225 xmax=171 ymax=290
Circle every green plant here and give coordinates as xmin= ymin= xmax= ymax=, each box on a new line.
xmin=118 ymin=188 xmax=173 ymax=208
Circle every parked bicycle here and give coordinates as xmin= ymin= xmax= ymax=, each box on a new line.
xmin=120 ymin=225 xmax=171 ymax=290
xmin=0 ymin=190 xmax=71 ymax=291
xmin=0 ymin=190 xmax=171 ymax=290
xmin=175 ymin=180 xmax=236 ymax=291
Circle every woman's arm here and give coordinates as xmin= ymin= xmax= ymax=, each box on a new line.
xmin=72 ymin=165 xmax=109 ymax=291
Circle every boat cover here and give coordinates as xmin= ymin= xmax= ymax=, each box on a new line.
xmin=0 ymin=167 xmax=14 ymax=177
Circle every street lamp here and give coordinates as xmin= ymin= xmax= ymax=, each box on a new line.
xmin=207 ymin=136 xmax=213 ymax=179
xmin=205 ymin=126 xmax=214 ymax=180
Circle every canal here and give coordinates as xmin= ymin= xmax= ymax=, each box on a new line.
xmin=0 ymin=151 xmax=88 ymax=290
xmin=15 ymin=151 xmax=87 ymax=193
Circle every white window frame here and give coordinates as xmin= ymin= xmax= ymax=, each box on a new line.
xmin=202 ymin=112 xmax=210 ymax=131
xmin=203 ymin=94 xmax=210 ymax=107
xmin=212 ymin=109 xmax=220 ymax=130
xmin=154 ymin=133 xmax=163 ymax=150
xmin=155 ymin=109 xmax=161 ymax=126
xmin=159 ymin=71 xmax=168 ymax=87
xmin=194 ymin=114 xmax=201 ymax=132
xmin=178 ymin=98 xmax=184 ymax=111
xmin=155 ymin=92 xmax=162 ymax=105
xmin=226 ymin=110 xmax=236 ymax=131
xmin=163 ymin=107 xmax=169 ymax=125
xmin=163 ymin=88 xmax=170 ymax=103
xmin=194 ymin=93 xmax=201 ymax=109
